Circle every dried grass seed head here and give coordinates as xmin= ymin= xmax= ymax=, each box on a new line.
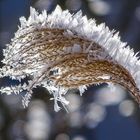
xmin=0 ymin=5 xmax=140 ymax=111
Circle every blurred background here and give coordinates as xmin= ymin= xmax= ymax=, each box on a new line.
xmin=0 ymin=0 xmax=140 ymax=140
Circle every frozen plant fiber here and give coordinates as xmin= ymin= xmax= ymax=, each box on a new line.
xmin=0 ymin=5 xmax=140 ymax=111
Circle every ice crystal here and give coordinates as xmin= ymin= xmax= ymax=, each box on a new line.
xmin=0 ymin=5 xmax=140 ymax=111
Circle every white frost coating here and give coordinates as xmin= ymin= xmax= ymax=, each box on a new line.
xmin=0 ymin=5 xmax=140 ymax=111
xmin=72 ymin=44 xmax=82 ymax=53
xmin=78 ymin=85 xmax=87 ymax=96
xmin=97 ymin=75 xmax=110 ymax=80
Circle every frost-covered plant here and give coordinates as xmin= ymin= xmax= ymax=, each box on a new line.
xmin=0 ymin=5 xmax=140 ymax=111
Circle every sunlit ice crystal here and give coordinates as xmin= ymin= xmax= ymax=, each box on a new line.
xmin=0 ymin=5 xmax=140 ymax=112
